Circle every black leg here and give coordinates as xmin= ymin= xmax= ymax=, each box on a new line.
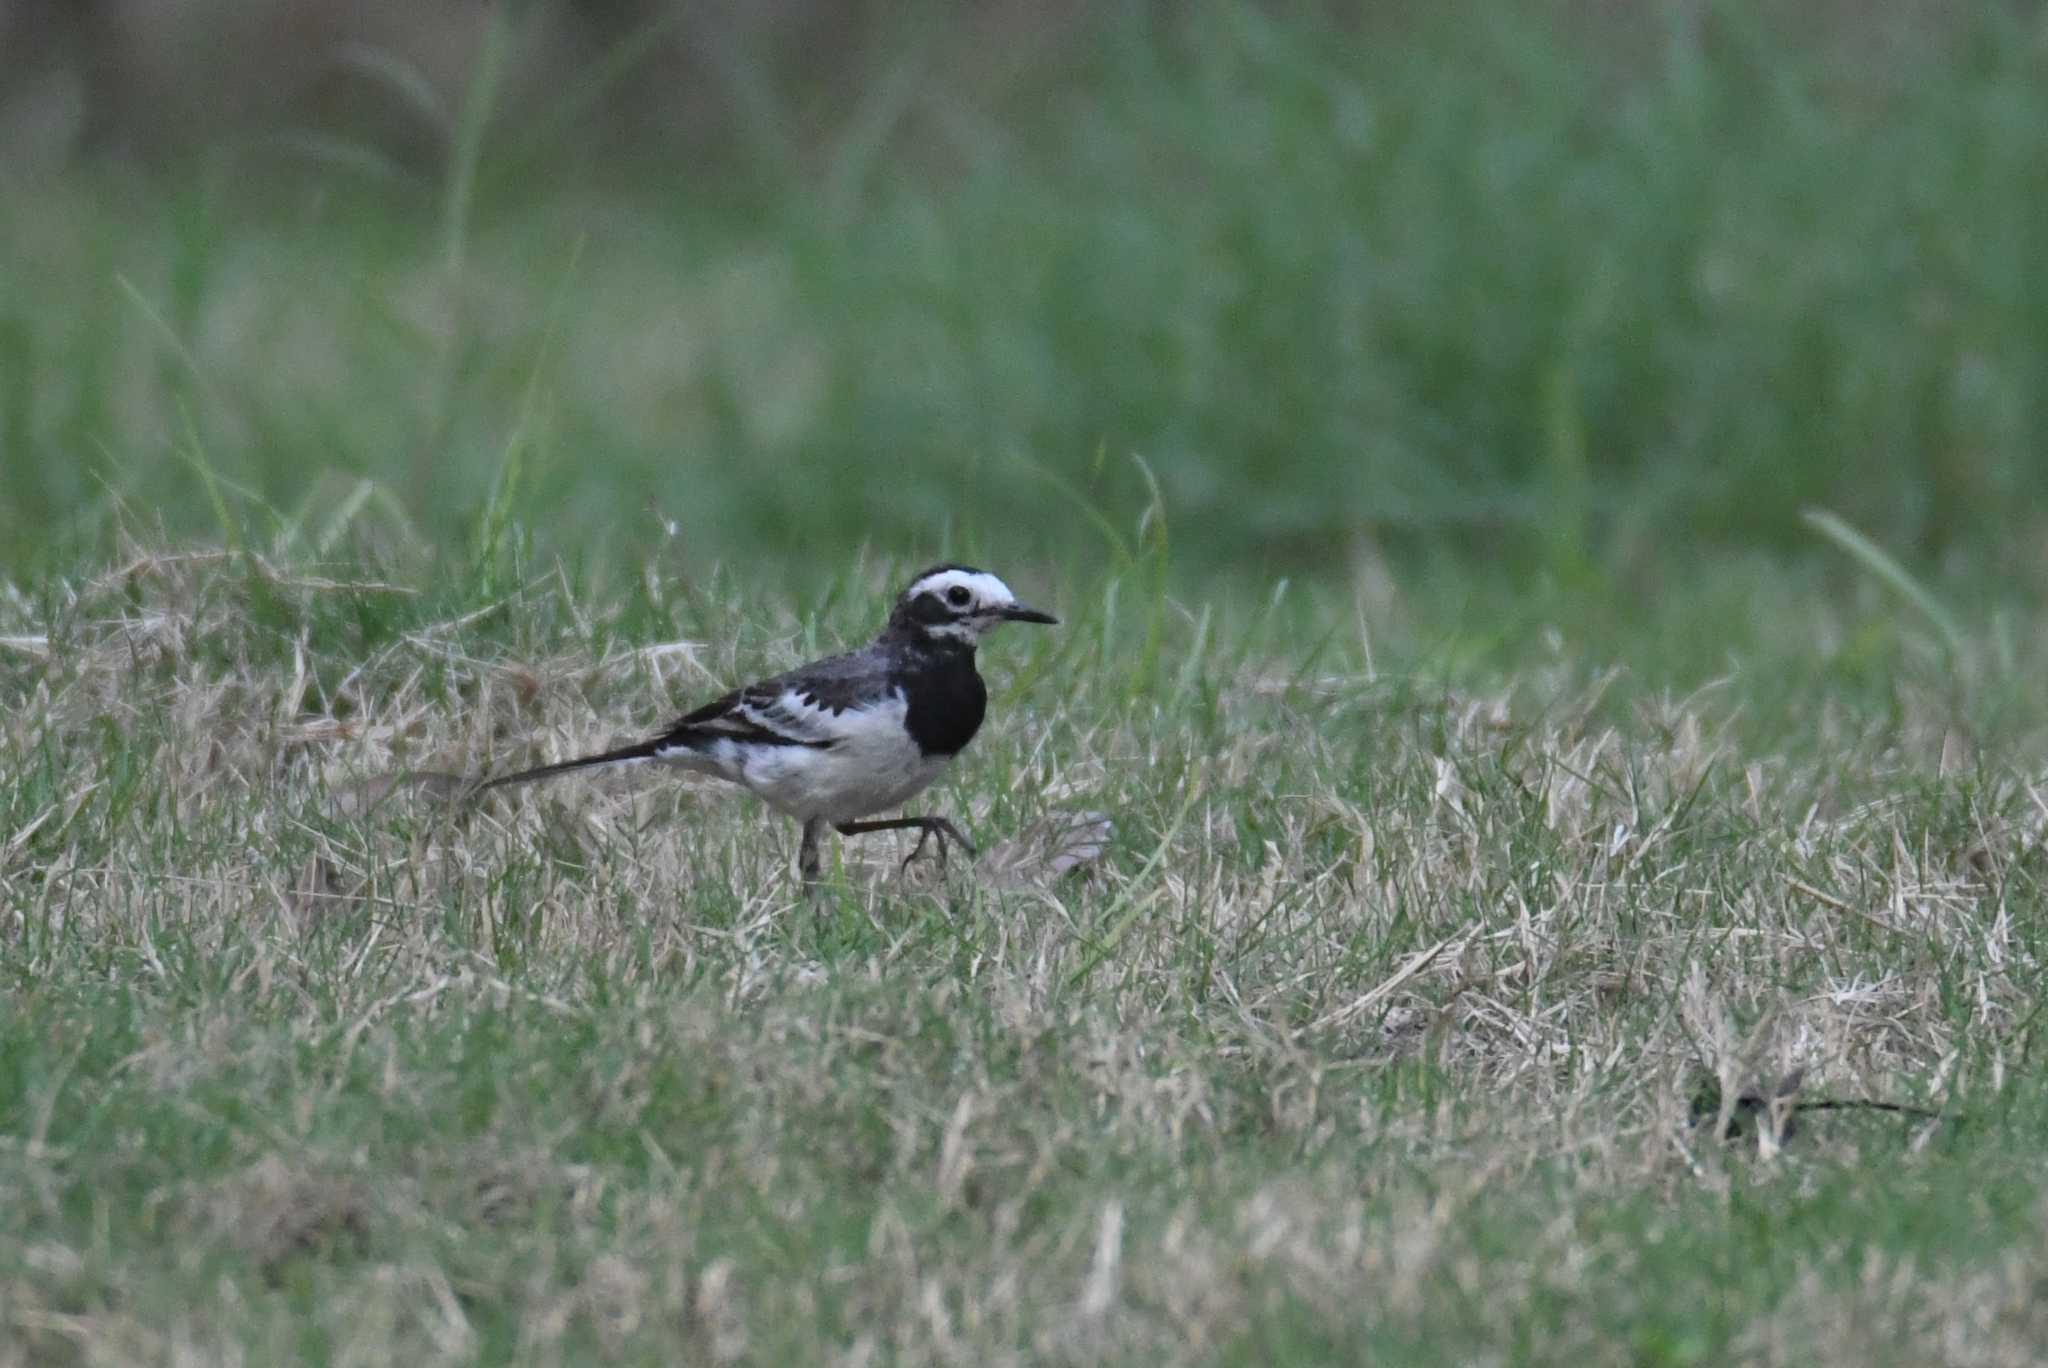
xmin=835 ymin=816 xmax=976 ymax=870
xmin=798 ymin=815 xmax=827 ymax=887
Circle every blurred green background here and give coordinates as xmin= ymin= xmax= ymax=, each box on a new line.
xmin=2 ymin=0 xmax=2045 ymax=601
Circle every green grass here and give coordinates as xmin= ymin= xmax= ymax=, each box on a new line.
xmin=6 ymin=3 xmax=2048 ymax=586
xmin=8 ymin=1 xmax=2048 ymax=1361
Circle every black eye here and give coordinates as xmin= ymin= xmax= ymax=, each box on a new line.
xmin=946 ymin=585 xmax=972 ymax=608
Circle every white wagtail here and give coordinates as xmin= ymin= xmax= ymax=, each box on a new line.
xmin=473 ymin=564 xmax=1058 ymax=882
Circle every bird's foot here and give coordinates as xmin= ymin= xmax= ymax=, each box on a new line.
xmin=835 ymin=815 xmax=977 ymax=874
xmin=902 ymin=818 xmax=975 ymax=871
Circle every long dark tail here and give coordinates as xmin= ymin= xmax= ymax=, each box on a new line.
xmin=469 ymin=737 xmax=669 ymax=804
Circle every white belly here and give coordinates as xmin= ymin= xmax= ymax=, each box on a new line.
xmin=671 ymin=693 xmax=954 ymax=823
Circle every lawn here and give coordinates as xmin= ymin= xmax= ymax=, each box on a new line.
xmin=6 ymin=3 xmax=2048 ymax=1364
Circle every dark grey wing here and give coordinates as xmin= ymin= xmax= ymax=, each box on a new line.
xmin=656 ymin=645 xmax=893 ymax=751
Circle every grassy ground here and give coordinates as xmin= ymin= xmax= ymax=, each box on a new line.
xmin=5 ymin=542 xmax=2048 ymax=1364
xmin=8 ymin=2 xmax=2048 ymax=1363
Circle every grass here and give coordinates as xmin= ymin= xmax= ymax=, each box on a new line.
xmin=7 ymin=3 xmax=2048 ymax=585
xmin=5 ymin=539 xmax=2048 ymax=1364
xmin=8 ymin=0 xmax=2048 ymax=1361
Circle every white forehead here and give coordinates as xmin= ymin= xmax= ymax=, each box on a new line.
xmin=909 ymin=568 xmax=1016 ymax=605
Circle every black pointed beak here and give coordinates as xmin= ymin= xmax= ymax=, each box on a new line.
xmin=1001 ymin=604 xmax=1059 ymax=625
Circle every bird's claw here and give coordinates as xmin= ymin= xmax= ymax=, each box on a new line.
xmin=901 ymin=820 xmax=975 ymax=871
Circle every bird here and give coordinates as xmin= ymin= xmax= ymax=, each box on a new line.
xmin=471 ymin=564 xmax=1058 ymax=885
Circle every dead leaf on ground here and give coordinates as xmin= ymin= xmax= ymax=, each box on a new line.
xmin=980 ymin=809 xmax=1113 ymax=889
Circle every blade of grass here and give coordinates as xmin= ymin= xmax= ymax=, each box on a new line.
xmin=442 ymin=3 xmax=513 ymax=278
xmin=1802 ymin=508 xmax=1963 ymax=663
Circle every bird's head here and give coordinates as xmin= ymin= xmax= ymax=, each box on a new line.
xmin=888 ymin=564 xmax=1058 ymax=646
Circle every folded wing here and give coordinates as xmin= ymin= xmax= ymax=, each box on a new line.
xmin=656 ymin=650 xmax=889 ymax=753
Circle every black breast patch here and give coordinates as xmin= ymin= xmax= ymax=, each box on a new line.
xmin=899 ymin=653 xmax=987 ymax=757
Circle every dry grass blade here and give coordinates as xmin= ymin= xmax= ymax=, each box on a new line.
xmin=1313 ymin=933 xmax=1467 ymax=1034
xmin=321 ymin=770 xmax=469 ymax=823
